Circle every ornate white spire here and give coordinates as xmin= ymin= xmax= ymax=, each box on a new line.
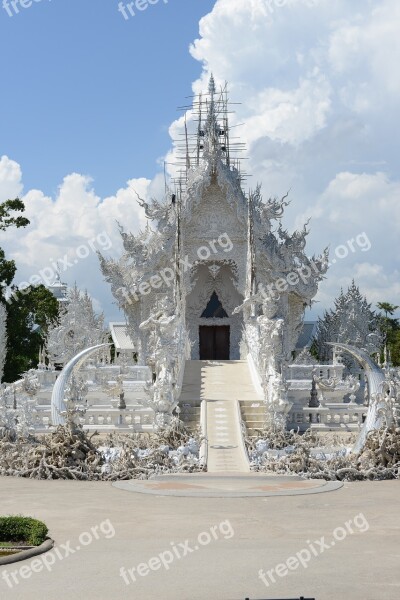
xmin=203 ymin=74 xmax=221 ymax=161
xmin=45 ymin=284 xmax=107 ymax=366
xmin=315 ymin=281 xmax=382 ymax=363
xmin=47 ymin=268 xmax=68 ymax=304
xmin=208 ymin=73 xmax=216 ymax=97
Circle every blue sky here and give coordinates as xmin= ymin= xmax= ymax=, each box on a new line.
xmin=1 ymin=0 xmax=399 ymax=323
xmin=1 ymin=0 xmax=215 ymax=198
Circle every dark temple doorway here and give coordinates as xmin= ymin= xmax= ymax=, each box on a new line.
xmin=199 ymin=326 xmax=230 ymax=360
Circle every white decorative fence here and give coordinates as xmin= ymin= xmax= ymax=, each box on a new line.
xmin=2 ymin=365 xmax=156 ymax=433
xmin=31 ymin=405 xmax=155 ymax=432
xmin=287 ymin=404 xmax=365 ymax=432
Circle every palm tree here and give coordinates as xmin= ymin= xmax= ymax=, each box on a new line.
xmin=377 ymin=303 xmax=400 ymax=357
xmin=377 ymin=302 xmax=399 ymax=318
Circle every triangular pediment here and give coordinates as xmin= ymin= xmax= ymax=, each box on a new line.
xmin=201 ymin=291 xmax=228 ymax=318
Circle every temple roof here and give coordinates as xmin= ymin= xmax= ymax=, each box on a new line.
xmin=295 ymin=321 xmax=317 ymax=350
xmin=109 ymin=322 xmax=135 ymax=352
xmin=47 ymin=273 xmax=68 ymax=303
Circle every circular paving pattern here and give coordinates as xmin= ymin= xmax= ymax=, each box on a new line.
xmin=112 ymin=473 xmax=343 ymax=498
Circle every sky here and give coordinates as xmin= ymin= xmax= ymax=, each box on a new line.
xmin=1 ymin=0 xmax=399 ymax=323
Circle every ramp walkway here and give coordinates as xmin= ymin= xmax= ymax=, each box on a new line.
xmin=180 ymin=360 xmax=262 ymax=473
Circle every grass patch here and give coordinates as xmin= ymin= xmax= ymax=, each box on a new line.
xmin=0 ymin=542 xmax=15 ymax=548
xmin=0 ymin=516 xmax=48 ymax=546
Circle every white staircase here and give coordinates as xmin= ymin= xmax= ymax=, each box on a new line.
xmin=179 ymin=360 xmax=262 ymax=473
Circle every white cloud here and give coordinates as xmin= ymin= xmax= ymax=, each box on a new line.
xmin=1 ymin=162 xmax=148 ymax=320
xmin=328 ymin=0 xmax=400 ymax=108
xmin=0 ymin=155 xmax=23 ymax=202
xmin=243 ymin=73 xmax=331 ymax=146
xmin=186 ymin=0 xmax=400 ymax=314
xmin=2 ymin=0 xmax=400 ymax=321
xmin=298 ymin=170 xmax=400 ymax=316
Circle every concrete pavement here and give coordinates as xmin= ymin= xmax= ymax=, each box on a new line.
xmin=0 ymin=476 xmax=399 ymax=599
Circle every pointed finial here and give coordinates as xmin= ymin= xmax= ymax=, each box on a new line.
xmin=208 ymin=74 xmax=216 ymax=97
xmin=309 ymin=370 xmax=319 ymax=408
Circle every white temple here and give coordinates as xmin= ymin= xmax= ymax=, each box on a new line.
xmin=99 ymin=77 xmax=329 ymax=428
xmin=1 ymin=79 xmax=397 ymax=445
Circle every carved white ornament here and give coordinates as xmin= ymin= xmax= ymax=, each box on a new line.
xmin=46 ymin=284 xmax=108 ymax=367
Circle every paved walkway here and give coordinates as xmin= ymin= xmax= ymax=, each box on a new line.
xmin=0 ymin=477 xmax=399 ymax=599
xmin=205 ymin=361 xmax=256 ymax=473
xmin=113 ymin=473 xmax=342 ymax=497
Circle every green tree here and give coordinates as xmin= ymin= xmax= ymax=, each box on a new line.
xmin=0 ymin=200 xmax=59 ymax=382
xmin=0 ymin=198 xmax=30 ymax=301
xmin=377 ymin=302 xmax=399 ymax=319
xmin=3 ymin=285 xmax=59 ymax=382
xmin=0 ymin=198 xmax=30 ymax=231
xmin=0 ymin=247 xmax=16 ymax=296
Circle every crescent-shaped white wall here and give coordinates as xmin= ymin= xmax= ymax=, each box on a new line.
xmin=51 ymin=344 xmax=110 ymax=426
xmin=328 ymin=343 xmax=388 ymax=453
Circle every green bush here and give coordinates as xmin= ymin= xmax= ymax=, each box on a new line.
xmin=0 ymin=516 xmax=48 ymax=546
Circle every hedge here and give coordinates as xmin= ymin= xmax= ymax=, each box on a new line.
xmin=0 ymin=516 xmax=48 ymax=546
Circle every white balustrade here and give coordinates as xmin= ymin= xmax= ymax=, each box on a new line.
xmin=287 ymin=405 xmax=364 ymax=431
xmin=30 ymin=404 xmax=154 ymax=432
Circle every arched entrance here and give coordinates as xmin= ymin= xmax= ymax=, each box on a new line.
xmin=199 ymin=291 xmax=230 ymax=359
xmin=185 ymin=262 xmax=243 ymax=360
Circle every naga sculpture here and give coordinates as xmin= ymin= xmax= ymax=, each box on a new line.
xmin=329 ymin=343 xmax=395 ymax=453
